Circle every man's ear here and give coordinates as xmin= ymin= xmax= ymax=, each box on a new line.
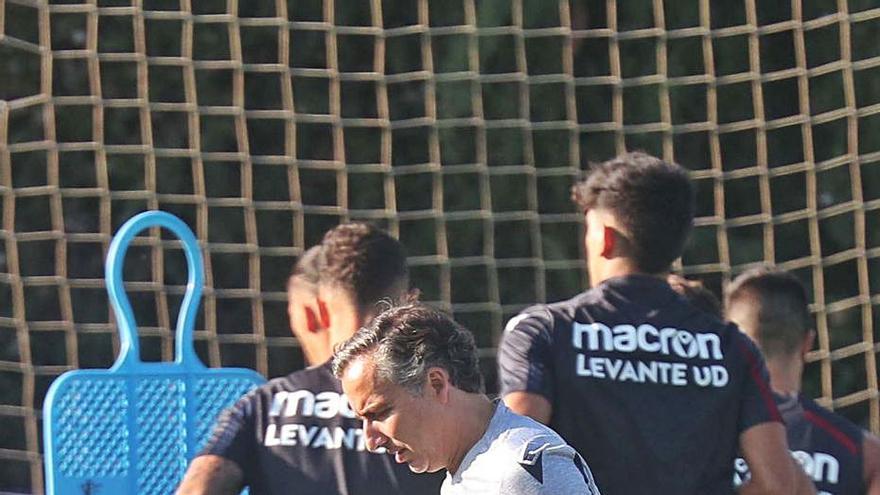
xmin=601 ymin=225 xmax=616 ymax=258
xmin=303 ymin=305 xmax=322 ymax=333
xmin=317 ymin=298 xmax=331 ymax=329
xmin=426 ymin=367 xmax=451 ymax=404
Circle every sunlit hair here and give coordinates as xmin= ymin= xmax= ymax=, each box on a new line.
xmin=571 ymin=151 xmax=695 ymax=273
xmin=319 ymin=222 xmax=410 ymax=314
xmin=726 ymin=268 xmax=811 ymax=358
xmin=287 ymin=245 xmax=323 ymax=293
xmin=332 ymin=303 xmax=484 ymax=395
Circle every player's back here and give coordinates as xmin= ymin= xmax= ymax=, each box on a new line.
xmin=201 ymin=361 xmax=444 ymax=495
xmin=500 ymin=275 xmax=780 ymax=494
xmin=734 ymin=394 xmax=864 ymax=495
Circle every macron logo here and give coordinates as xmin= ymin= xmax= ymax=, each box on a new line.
xmin=735 ymin=451 xmax=841 ymax=488
xmin=572 ymin=322 xmax=724 ymax=360
xmin=572 ymin=322 xmax=729 ymax=388
xmin=268 ymin=390 xmax=356 ymax=419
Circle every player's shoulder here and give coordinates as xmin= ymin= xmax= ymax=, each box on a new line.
xmin=504 ymin=292 xmax=594 ymax=334
xmin=492 ymin=407 xmax=569 ymax=458
xmin=800 ymin=395 xmax=865 ymax=444
xmin=235 ymin=362 xmax=340 ymax=407
xmin=496 ymin=429 xmax=596 ymax=494
xmin=273 ymin=361 xmax=340 ymax=391
xmin=493 ymin=432 xmax=571 ymax=484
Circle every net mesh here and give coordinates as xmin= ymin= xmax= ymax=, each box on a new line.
xmin=2 ymin=0 xmax=880 ymax=492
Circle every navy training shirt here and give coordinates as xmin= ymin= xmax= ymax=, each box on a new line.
xmin=735 ymin=394 xmax=865 ymax=495
xmin=198 ymin=361 xmax=444 ymax=495
xmin=498 ymin=275 xmax=782 ymax=495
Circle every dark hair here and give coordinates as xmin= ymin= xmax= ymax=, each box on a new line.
xmin=725 ymin=268 xmax=811 ymax=358
xmin=288 ymin=245 xmax=323 ymax=291
xmin=319 ymin=222 xmax=409 ymax=313
xmin=668 ymin=274 xmax=723 ymax=318
xmin=331 ymin=304 xmax=484 ymax=395
xmin=571 ymin=152 xmax=695 ymax=273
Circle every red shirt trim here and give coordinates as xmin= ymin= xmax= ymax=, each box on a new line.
xmin=803 ymin=409 xmax=859 ymax=456
xmin=736 ymin=339 xmax=783 ymax=423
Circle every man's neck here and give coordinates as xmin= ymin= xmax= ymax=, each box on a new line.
xmin=766 ymin=357 xmax=803 ymax=396
xmin=590 ymin=260 xmax=666 ymax=288
xmin=445 ymin=393 xmax=496 ymax=475
xmin=301 ymin=339 xmax=333 ymax=367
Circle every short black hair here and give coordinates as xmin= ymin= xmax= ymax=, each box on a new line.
xmin=319 ymin=222 xmax=409 ymax=313
xmin=726 ymin=268 xmax=811 ymax=358
xmin=332 ymin=303 xmax=484 ymax=395
xmin=571 ymin=152 xmax=695 ymax=274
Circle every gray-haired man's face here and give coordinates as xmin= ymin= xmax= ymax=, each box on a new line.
xmin=340 ymin=355 xmax=447 ymax=474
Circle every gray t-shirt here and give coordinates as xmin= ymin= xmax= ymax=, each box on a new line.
xmin=441 ymin=403 xmax=600 ymax=495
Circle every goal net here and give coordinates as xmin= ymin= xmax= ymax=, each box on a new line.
xmin=2 ymin=0 xmax=880 ymax=491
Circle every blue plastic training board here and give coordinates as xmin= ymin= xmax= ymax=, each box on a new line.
xmin=44 ymin=211 xmax=265 ymax=495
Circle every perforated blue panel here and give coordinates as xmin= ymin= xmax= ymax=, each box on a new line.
xmin=54 ymin=379 xmax=129 ymax=478
xmin=136 ymin=378 xmax=188 ymax=495
xmin=43 ymin=212 xmax=266 ymax=495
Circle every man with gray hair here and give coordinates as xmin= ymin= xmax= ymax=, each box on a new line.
xmin=332 ymin=303 xmax=600 ymax=494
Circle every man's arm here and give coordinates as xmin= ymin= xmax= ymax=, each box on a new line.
xmin=737 ymin=422 xmax=815 ymax=495
xmin=733 ymin=333 xmax=814 ymax=494
xmin=504 ymin=391 xmax=552 ymax=425
xmin=177 ymin=391 xmax=256 ymax=495
xmin=176 ymin=455 xmax=244 ymax=495
xmin=863 ymin=431 xmax=880 ymax=494
xmin=498 ymin=309 xmax=556 ymax=425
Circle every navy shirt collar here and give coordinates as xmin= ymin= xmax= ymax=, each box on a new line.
xmin=595 ymin=274 xmax=678 ymax=306
xmin=598 ymin=273 xmax=672 ymax=291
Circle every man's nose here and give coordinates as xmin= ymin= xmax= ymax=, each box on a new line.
xmin=362 ymin=418 xmax=386 ymax=452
